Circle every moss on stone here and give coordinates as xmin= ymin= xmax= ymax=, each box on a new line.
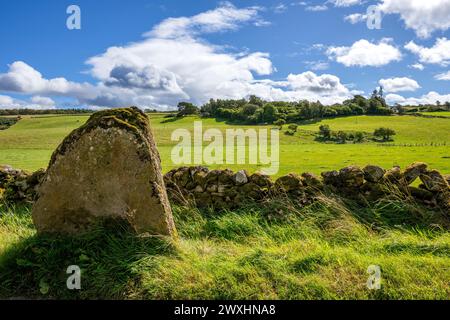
xmin=49 ymin=107 xmax=153 ymax=167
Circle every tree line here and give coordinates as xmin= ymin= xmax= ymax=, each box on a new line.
xmin=176 ymin=89 xmax=396 ymax=124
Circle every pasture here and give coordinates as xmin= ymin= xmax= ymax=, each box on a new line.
xmin=0 ymin=113 xmax=448 ymax=176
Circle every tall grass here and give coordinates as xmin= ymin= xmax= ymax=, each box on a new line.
xmin=0 ymin=197 xmax=449 ymax=300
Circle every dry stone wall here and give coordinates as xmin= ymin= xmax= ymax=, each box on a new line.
xmin=164 ymin=163 xmax=450 ymax=211
xmin=1 ymin=162 xmax=449 ymax=213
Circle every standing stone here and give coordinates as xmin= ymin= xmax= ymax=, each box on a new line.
xmin=32 ymin=107 xmax=177 ymax=237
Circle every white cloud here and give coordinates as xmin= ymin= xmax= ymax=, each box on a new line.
xmin=145 ymin=1 xmax=266 ymax=39
xmin=0 ymin=94 xmax=57 ymax=109
xmin=404 ymin=38 xmax=450 ymax=66
xmin=386 ymin=91 xmax=450 ymax=105
xmin=435 ymin=70 xmax=450 ymax=80
xmin=326 ymin=38 xmax=402 ymax=67
xmin=0 ymin=95 xmax=19 ymax=108
xmin=379 ymin=77 xmax=420 ymax=93
xmin=305 ymin=5 xmax=328 ymax=11
xmin=331 ymin=0 xmax=362 ymax=7
xmin=0 ymin=3 xmax=357 ymax=109
xmin=344 ymin=13 xmax=367 ymax=24
xmin=409 ymin=63 xmax=424 ymax=71
xmin=30 ymin=96 xmax=56 ymax=107
xmin=378 ymin=0 xmax=450 ymax=39
xmin=0 ymin=61 xmax=96 ymax=99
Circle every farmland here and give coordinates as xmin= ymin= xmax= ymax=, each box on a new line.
xmin=0 ymin=113 xmax=449 ymax=176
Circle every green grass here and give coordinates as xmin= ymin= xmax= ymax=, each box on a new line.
xmin=1 ymin=114 xmax=449 ymax=177
xmin=419 ymin=111 xmax=450 ymax=117
xmin=0 ymin=196 xmax=449 ymax=300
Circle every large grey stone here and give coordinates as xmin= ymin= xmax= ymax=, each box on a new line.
xmin=32 ymin=107 xmax=177 ymax=237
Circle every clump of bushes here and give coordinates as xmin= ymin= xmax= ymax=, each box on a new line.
xmin=373 ymin=127 xmax=396 ymax=142
xmin=316 ymin=125 xmax=396 ymax=144
xmin=316 ymin=125 xmax=367 ymax=144
xmin=0 ymin=117 xmax=19 ymax=130
xmin=284 ymin=124 xmax=298 ymax=136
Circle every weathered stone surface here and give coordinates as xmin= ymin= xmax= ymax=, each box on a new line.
xmin=408 ymin=186 xmax=434 ymax=201
xmin=249 ymin=172 xmax=272 ymax=188
xmin=384 ymin=166 xmax=402 ymax=184
xmin=363 ymin=165 xmax=385 ymax=183
xmin=339 ymin=166 xmax=365 ymax=188
xmin=301 ymin=172 xmax=323 ymax=189
xmin=275 ymin=173 xmax=303 ymax=192
xmin=419 ymin=170 xmax=449 ymax=192
xmin=321 ymin=170 xmax=340 ymax=186
xmin=32 ymin=107 xmax=177 ymax=237
xmin=233 ymin=170 xmax=248 ymax=185
xmin=403 ymin=162 xmax=428 ymax=184
xmin=444 ymin=174 xmax=450 ymax=186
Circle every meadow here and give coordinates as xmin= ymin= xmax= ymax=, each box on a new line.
xmin=0 ymin=113 xmax=449 ymax=177
xmin=1 ymin=197 xmax=449 ymax=299
xmin=0 ymin=112 xmax=449 ymax=299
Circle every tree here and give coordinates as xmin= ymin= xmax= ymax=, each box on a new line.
xmin=177 ymin=102 xmax=199 ymax=117
xmin=353 ymin=131 xmax=364 ymax=143
xmin=319 ymin=125 xmax=331 ymax=139
xmin=373 ymin=127 xmax=396 ymax=141
xmin=378 ymin=86 xmax=384 ymax=98
xmin=336 ymin=131 xmax=347 ymax=143
xmin=274 ymin=119 xmax=286 ymax=129
xmin=288 ymin=124 xmax=298 ymax=132
xmin=262 ymin=103 xmax=278 ymax=124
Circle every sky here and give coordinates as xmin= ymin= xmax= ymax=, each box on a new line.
xmin=1 ymin=0 xmax=450 ymax=110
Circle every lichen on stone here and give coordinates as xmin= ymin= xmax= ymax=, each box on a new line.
xmin=49 ymin=107 xmax=154 ymax=167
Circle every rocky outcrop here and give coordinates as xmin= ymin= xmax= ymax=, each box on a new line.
xmin=31 ymin=107 xmax=177 ymax=237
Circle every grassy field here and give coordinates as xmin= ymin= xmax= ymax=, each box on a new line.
xmin=419 ymin=111 xmax=450 ymax=117
xmin=0 ymin=113 xmax=449 ymax=177
xmin=0 ymin=113 xmax=449 ymax=300
xmin=1 ymin=196 xmax=449 ymax=299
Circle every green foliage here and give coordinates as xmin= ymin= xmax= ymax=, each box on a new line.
xmin=201 ymin=94 xmax=393 ymax=124
xmin=1 ymin=197 xmax=449 ymax=299
xmin=0 ymin=117 xmax=19 ymax=130
xmin=274 ymin=119 xmax=286 ymax=129
xmin=319 ymin=125 xmax=331 ymax=139
xmin=374 ymin=127 xmax=396 ymax=141
xmin=177 ymin=102 xmax=199 ymax=117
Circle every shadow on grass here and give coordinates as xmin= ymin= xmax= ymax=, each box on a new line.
xmin=0 ymin=219 xmax=176 ymax=300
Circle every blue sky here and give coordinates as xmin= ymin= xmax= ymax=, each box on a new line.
xmin=1 ymin=0 xmax=450 ymax=109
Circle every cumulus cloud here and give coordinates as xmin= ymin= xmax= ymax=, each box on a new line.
xmin=326 ymin=38 xmax=402 ymax=67
xmin=0 ymin=3 xmax=356 ymax=109
xmin=0 ymin=61 xmax=96 ymax=99
xmin=0 ymin=94 xmax=57 ymax=109
xmin=0 ymin=95 xmax=19 ymax=108
xmin=378 ymin=0 xmax=450 ymax=39
xmin=404 ymin=38 xmax=450 ymax=66
xmin=435 ymin=71 xmax=450 ymax=81
xmin=30 ymin=96 xmax=56 ymax=108
xmin=386 ymin=91 xmax=450 ymax=105
xmin=379 ymin=77 xmax=420 ymax=93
